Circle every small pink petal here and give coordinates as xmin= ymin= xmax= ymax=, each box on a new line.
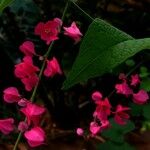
xmin=130 ymin=74 xmax=140 ymax=86
xmin=0 ymin=118 xmax=14 ymax=135
xmin=63 ymin=21 xmax=82 ymax=43
xmin=91 ymin=91 xmax=103 ymax=101
xmin=19 ymin=41 xmax=36 ymax=57
xmin=3 ymin=87 xmax=21 ymax=103
xmin=90 ymin=122 xmax=101 ymax=135
xmin=76 ymin=128 xmax=84 ymax=136
xmin=18 ymin=121 xmax=28 ymax=132
xmin=24 ymin=127 xmax=46 ymax=147
xmin=133 ymin=89 xmax=149 ymax=105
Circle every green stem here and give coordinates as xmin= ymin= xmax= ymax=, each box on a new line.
xmin=13 ymin=1 xmax=70 ymax=150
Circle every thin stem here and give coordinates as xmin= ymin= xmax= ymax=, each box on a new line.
xmin=70 ymin=0 xmax=94 ymax=21
xmin=13 ymin=1 xmax=70 ymax=149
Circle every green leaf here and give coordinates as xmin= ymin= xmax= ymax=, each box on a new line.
xmin=101 ymin=119 xmax=135 ymax=143
xmin=143 ymin=103 xmax=150 ymax=120
xmin=63 ymin=18 xmax=134 ymax=89
xmin=130 ymin=102 xmax=144 ymax=116
xmin=97 ymin=141 xmax=135 ymax=150
xmin=140 ymin=77 xmax=150 ymax=92
xmin=63 ymin=18 xmax=150 ymax=89
xmin=0 ymin=0 xmax=14 ymax=12
xmin=125 ymin=59 xmax=135 ymax=67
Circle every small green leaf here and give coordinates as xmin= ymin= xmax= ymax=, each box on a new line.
xmin=143 ymin=103 xmax=150 ymax=120
xmin=0 ymin=0 xmax=14 ymax=12
xmin=97 ymin=141 xmax=135 ymax=150
xmin=125 ymin=59 xmax=135 ymax=67
xmin=130 ymin=102 xmax=144 ymax=116
xmin=101 ymin=119 xmax=135 ymax=143
xmin=140 ymin=78 xmax=150 ymax=92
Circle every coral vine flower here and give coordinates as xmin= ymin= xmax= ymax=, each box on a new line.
xmin=34 ymin=18 xmax=62 ymax=45
xmin=114 ymin=104 xmax=130 ymax=125
xmin=76 ymin=128 xmax=84 ymax=136
xmin=14 ymin=56 xmax=39 ymax=91
xmin=115 ymin=81 xmax=133 ymax=97
xmin=90 ymin=122 xmax=101 ymax=135
xmin=130 ymin=74 xmax=140 ymax=86
xmin=63 ymin=22 xmax=83 ymax=43
xmin=24 ymin=127 xmax=46 ymax=147
xmin=133 ymin=89 xmax=149 ymax=105
xmin=19 ymin=41 xmax=36 ymax=57
xmin=0 ymin=118 xmax=14 ymax=135
xmin=20 ymin=103 xmax=46 ymax=126
xmin=44 ymin=57 xmax=62 ymax=77
xmin=91 ymin=91 xmax=102 ymax=101
xmin=3 ymin=87 xmax=21 ymax=103
xmin=18 ymin=121 xmax=28 ymax=132
xmin=95 ymin=98 xmax=111 ymax=121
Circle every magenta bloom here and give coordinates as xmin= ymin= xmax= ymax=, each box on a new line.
xmin=24 ymin=127 xmax=46 ymax=147
xmin=3 ymin=87 xmax=21 ymax=103
xmin=114 ymin=104 xmax=130 ymax=125
xmin=14 ymin=56 xmax=39 ymax=91
xmin=34 ymin=18 xmax=62 ymax=45
xmin=18 ymin=121 xmax=28 ymax=132
xmin=115 ymin=81 xmax=133 ymax=97
xmin=44 ymin=57 xmax=62 ymax=77
xmin=19 ymin=41 xmax=36 ymax=57
xmin=130 ymin=74 xmax=140 ymax=86
xmin=20 ymin=103 xmax=46 ymax=126
xmin=133 ymin=89 xmax=149 ymax=105
xmin=76 ymin=128 xmax=84 ymax=136
xmin=91 ymin=91 xmax=102 ymax=101
xmin=90 ymin=122 xmax=101 ymax=135
xmin=95 ymin=98 xmax=111 ymax=121
xmin=63 ymin=22 xmax=83 ymax=43
xmin=0 ymin=118 xmax=14 ymax=135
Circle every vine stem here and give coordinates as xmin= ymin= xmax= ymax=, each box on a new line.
xmin=13 ymin=1 xmax=70 ymax=150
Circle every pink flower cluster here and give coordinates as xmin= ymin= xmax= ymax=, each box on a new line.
xmin=1 ymin=18 xmax=83 ymax=148
xmin=76 ymin=74 xmax=149 ymax=137
xmin=3 ymin=87 xmax=46 ymax=147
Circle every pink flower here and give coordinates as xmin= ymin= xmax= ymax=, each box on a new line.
xmin=34 ymin=18 xmax=62 ymax=45
xmin=90 ymin=122 xmax=101 ymax=135
xmin=44 ymin=57 xmax=62 ymax=77
xmin=21 ymin=74 xmax=39 ymax=91
xmin=63 ymin=22 xmax=83 ymax=43
xmin=18 ymin=98 xmax=30 ymax=107
xmin=19 ymin=41 xmax=36 ymax=57
xmin=24 ymin=127 xmax=46 ymax=147
xmin=0 ymin=118 xmax=14 ymax=134
xmin=132 ymin=89 xmax=149 ymax=105
xmin=95 ymin=98 xmax=111 ymax=121
xmin=18 ymin=121 xmax=28 ymax=132
xmin=100 ymin=120 xmax=110 ymax=131
xmin=114 ymin=104 xmax=130 ymax=125
xmin=130 ymin=74 xmax=140 ymax=86
xmin=115 ymin=81 xmax=133 ymax=97
xmin=3 ymin=87 xmax=21 ymax=103
xmin=14 ymin=56 xmax=39 ymax=91
xmin=76 ymin=128 xmax=84 ymax=136
xmin=91 ymin=91 xmax=102 ymax=101
xmin=14 ymin=56 xmax=39 ymax=79
xmin=20 ymin=103 xmax=46 ymax=126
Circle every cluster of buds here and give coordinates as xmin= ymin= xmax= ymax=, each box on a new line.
xmin=77 ymin=74 xmax=149 ymax=137
xmin=0 ymin=17 xmax=82 ymax=148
